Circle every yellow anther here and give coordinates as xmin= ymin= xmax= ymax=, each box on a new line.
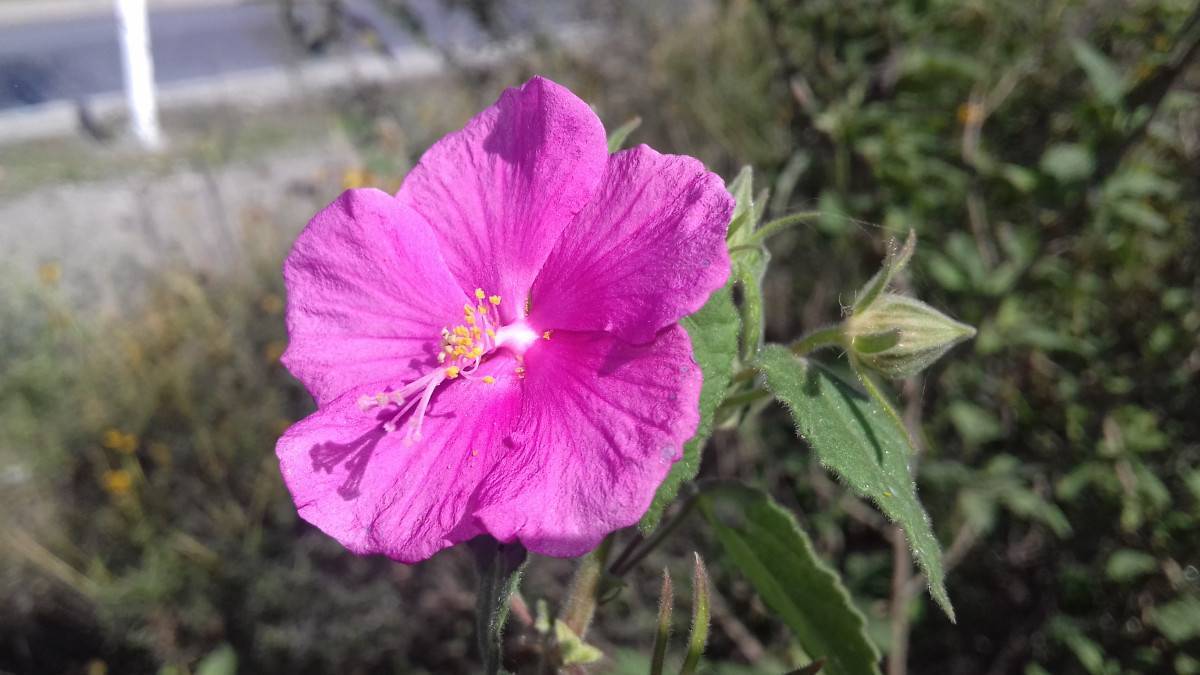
xmin=454 ymin=326 xmax=469 ymax=337
xmin=453 ymin=346 xmax=466 ymax=356
xmin=445 ymin=366 xmax=461 ymax=378
xmin=475 ymin=288 xmax=485 ymax=300
xmin=477 ymin=304 xmax=487 ymax=314
xmin=489 ymin=295 xmax=501 ymax=306
xmin=469 ymin=347 xmax=483 ymax=359
xmin=482 ymin=375 xmax=496 ymax=384
xmin=465 ymin=315 xmax=476 ymax=325
xmin=485 ymin=328 xmax=495 ymax=338
xmin=542 ymin=330 xmax=553 ymax=340
xmin=472 ymin=326 xmax=482 ymax=336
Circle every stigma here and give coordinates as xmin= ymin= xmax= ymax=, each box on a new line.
xmin=356 ymin=288 xmax=536 ymax=443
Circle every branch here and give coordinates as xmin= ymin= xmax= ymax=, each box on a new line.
xmin=1093 ymin=1 xmax=1200 ymax=185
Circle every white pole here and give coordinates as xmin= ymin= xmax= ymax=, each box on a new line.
xmin=115 ymin=0 xmax=162 ymax=149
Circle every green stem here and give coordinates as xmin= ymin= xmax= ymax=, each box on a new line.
xmin=747 ymin=211 xmax=821 ymax=244
xmin=650 ymin=569 xmax=674 ymax=675
xmin=714 ymin=388 xmax=770 ymax=416
xmin=848 ymin=353 xmax=918 ymax=452
xmin=560 ymin=534 xmax=615 ymax=638
xmin=610 ymin=495 xmax=700 ymax=578
xmin=471 ymin=537 xmax=528 ymax=675
xmin=790 ymin=325 xmax=845 ymax=356
xmin=679 ymin=554 xmax=711 ymax=675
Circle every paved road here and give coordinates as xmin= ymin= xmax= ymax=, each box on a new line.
xmin=0 ymin=0 xmax=588 ymax=111
xmin=0 ymin=3 xmax=321 ymax=109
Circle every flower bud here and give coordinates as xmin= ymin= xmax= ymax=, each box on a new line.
xmin=844 ymin=294 xmax=976 ymax=379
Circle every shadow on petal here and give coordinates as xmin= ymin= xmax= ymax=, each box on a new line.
xmin=310 ymin=425 xmax=386 ymax=500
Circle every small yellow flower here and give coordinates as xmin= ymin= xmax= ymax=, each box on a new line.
xmin=102 ymin=469 xmax=133 ymax=497
xmin=956 ymin=102 xmax=983 ymax=126
xmin=38 ymin=261 xmax=62 ymax=287
xmin=102 ymin=429 xmax=123 ymax=449
xmin=342 ymin=167 xmax=374 ymax=190
xmin=102 ymin=429 xmax=138 ymax=455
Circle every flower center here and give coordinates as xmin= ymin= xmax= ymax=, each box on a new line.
xmin=356 ymin=288 xmax=540 ymax=443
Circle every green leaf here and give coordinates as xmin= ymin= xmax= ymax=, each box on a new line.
xmin=1113 ymin=200 xmax=1171 ymax=233
xmin=470 ymin=537 xmax=528 ymax=675
xmin=998 ymin=487 xmax=1072 ymax=537
xmin=756 ymin=346 xmax=953 ymax=620
xmin=699 ymin=482 xmax=880 ymax=675
xmin=641 ymin=283 xmax=740 ymax=531
xmin=1070 ymin=39 xmax=1125 ymax=105
xmin=852 ymin=231 xmax=916 ymax=313
xmin=195 ymin=644 xmax=237 ymax=675
xmin=1105 ymin=549 xmax=1158 ymax=582
xmin=607 ymin=116 xmax=643 ymax=153
xmin=1150 ymin=596 xmax=1200 ymax=643
xmin=1049 ymin=617 xmax=1108 ymax=675
xmin=1040 ymin=144 xmax=1095 ymax=183
xmin=555 ymin=620 xmax=603 ymax=666
xmin=817 ymin=191 xmax=850 ymax=235
xmin=725 ymin=166 xmax=756 ymax=240
xmin=947 ymin=401 xmax=1003 ymax=446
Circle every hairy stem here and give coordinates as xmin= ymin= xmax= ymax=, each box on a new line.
xmin=560 ymin=535 xmax=615 ymax=638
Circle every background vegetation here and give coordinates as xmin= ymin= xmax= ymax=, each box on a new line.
xmin=2 ymin=0 xmax=1198 ymax=673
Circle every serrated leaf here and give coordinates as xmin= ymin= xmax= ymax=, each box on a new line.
xmin=756 ymin=346 xmax=953 ymax=620
xmin=641 ymin=283 xmax=740 ymax=531
xmin=699 ymin=482 xmax=880 ymax=675
xmin=1070 ymin=39 xmax=1125 ymax=105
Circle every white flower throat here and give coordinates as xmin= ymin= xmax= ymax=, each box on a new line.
xmin=356 ymin=288 xmax=545 ymax=443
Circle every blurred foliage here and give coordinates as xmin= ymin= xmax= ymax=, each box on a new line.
xmin=0 ymin=258 xmax=491 ymax=674
xmin=2 ymin=0 xmax=1199 ymax=673
xmin=561 ymin=0 xmax=1199 ymax=672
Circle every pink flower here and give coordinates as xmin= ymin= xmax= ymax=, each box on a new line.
xmin=276 ymin=76 xmax=733 ymax=562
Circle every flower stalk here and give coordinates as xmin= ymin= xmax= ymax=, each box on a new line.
xmin=470 ymin=537 xmax=528 ymax=675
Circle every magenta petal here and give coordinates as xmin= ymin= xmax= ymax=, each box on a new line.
xmin=529 ymin=145 xmax=734 ymax=344
xmin=396 ymin=76 xmax=608 ymax=322
xmin=276 ymin=354 xmax=524 ymax=562
xmin=467 ymin=326 xmax=702 ymax=557
xmin=281 ymin=188 xmax=467 ymax=406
